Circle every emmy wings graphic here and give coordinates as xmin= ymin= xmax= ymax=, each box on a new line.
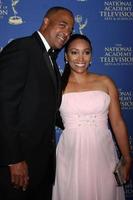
xmin=75 ymin=15 xmax=88 ymax=34
xmin=8 ymin=0 xmax=24 ymax=25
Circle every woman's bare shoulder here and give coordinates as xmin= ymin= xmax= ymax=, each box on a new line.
xmin=90 ymin=73 xmax=112 ymax=82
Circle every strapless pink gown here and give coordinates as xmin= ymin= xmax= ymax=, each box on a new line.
xmin=52 ymin=91 xmax=125 ymax=200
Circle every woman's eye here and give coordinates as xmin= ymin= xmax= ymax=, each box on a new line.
xmin=85 ymin=51 xmax=90 ymax=55
xmin=71 ymin=51 xmax=78 ymax=55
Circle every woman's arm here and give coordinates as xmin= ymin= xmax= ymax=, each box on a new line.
xmin=105 ymin=76 xmax=132 ymax=182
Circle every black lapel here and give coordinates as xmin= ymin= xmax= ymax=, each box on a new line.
xmin=53 ymin=63 xmax=62 ymax=107
xmin=42 ymin=51 xmax=57 ymax=90
xmin=32 ymin=32 xmax=57 ymax=90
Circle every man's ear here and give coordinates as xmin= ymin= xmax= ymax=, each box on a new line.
xmin=43 ymin=17 xmax=49 ymax=28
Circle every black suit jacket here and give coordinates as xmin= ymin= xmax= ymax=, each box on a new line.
xmin=0 ymin=32 xmax=61 ymax=186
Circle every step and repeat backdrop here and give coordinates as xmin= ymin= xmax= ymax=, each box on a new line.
xmin=0 ymin=0 xmax=133 ymax=199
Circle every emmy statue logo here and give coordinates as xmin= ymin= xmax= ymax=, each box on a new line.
xmin=75 ymin=15 xmax=88 ymax=34
xmin=8 ymin=0 xmax=23 ymax=25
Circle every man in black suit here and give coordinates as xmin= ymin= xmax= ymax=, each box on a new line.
xmin=0 ymin=6 xmax=74 ymax=200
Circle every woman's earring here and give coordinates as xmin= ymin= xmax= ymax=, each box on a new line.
xmin=65 ymin=60 xmax=68 ymax=64
xmin=89 ymin=61 xmax=92 ymax=66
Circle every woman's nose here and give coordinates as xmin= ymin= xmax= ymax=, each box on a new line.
xmin=78 ymin=54 xmax=84 ymax=61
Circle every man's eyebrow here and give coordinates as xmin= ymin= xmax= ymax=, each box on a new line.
xmin=59 ymin=21 xmax=68 ymax=24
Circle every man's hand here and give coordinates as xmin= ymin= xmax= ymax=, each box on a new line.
xmin=9 ymin=161 xmax=29 ymax=191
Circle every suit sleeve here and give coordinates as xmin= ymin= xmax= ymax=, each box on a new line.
xmin=0 ymin=41 xmax=29 ymax=165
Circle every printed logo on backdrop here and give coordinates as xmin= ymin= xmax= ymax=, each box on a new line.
xmin=100 ymin=44 xmax=133 ymax=66
xmin=0 ymin=0 xmax=8 ymax=19
xmin=8 ymin=0 xmax=24 ymax=25
xmin=75 ymin=15 xmax=88 ymax=34
xmin=119 ymin=89 xmax=133 ymax=110
xmin=100 ymin=1 xmax=133 ymax=21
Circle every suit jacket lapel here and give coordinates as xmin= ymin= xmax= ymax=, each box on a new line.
xmin=32 ymin=32 xmax=62 ymax=108
xmin=42 ymin=51 xmax=58 ymax=90
xmin=32 ymin=32 xmax=57 ymax=91
xmin=53 ymin=62 xmax=62 ymax=107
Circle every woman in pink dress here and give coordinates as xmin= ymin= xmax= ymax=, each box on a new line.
xmin=52 ymin=34 xmax=132 ymax=200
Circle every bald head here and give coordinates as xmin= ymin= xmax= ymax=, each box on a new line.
xmin=44 ymin=6 xmax=74 ymax=20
